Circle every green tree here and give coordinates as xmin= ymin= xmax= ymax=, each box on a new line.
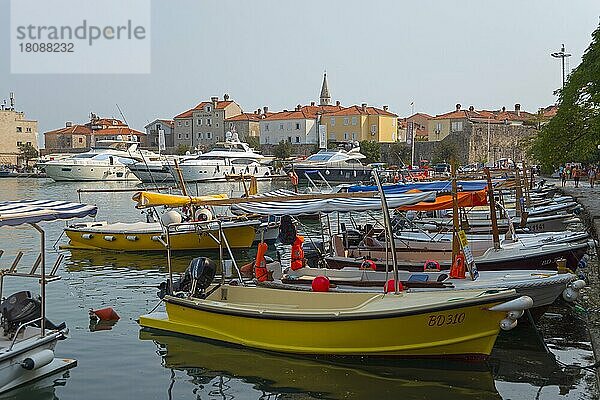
xmin=388 ymin=142 xmax=410 ymax=166
xmin=359 ymin=140 xmax=381 ymax=164
xmin=432 ymin=141 xmax=459 ymax=164
xmin=18 ymin=143 xmax=38 ymax=167
xmin=246 ymin=136 xmax=260 ymax=151
xmin=530 ymin=23 xmax=600 ymax=172
xmin=273 ymin=140 xmax=293 ymax=160
xmin=175 ymin=144 xmax=190 ymax=155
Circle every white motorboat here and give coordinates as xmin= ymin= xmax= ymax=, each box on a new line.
xmin=173 ymin=136 xmax=272 ymax=182
xmin=0 ymin=199 xmax=98 ymax=394
xmin=286 ymin=147 xmax=372 ymax=183
xmin=44 ymin=140 xmax=159 ymax=182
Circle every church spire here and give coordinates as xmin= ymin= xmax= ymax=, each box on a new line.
xmin=319 ymin=72 xmax=331 ymax=106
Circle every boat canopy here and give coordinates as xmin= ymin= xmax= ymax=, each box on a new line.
xmin=348 ymin=180 xmax=501 ymax=194
xmin=132 ymin=191 xmax=229 ymax=208
xmin=399 ymin=190 xmax=488 ymax=211
xmin=229 ymin=189 xmax=436 ymax=216
xmin=0 ymin=200 xmax=98 ymax=227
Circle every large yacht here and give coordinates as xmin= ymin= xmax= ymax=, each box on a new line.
xmin=172 ymin=135 xmax=273 ymax=182
xmin=287 ymin=147 xmax=372 ymax=182
xmin=44 ymin=140 xmax=157 ymax=182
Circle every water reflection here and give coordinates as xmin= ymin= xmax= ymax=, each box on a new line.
xmin=0 ymin=371 xmax=72 ymax=400
xmin=140 ymin=330 xmax=501 ymax=400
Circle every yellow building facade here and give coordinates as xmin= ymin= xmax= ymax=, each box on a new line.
xmin=322 ymin=104 xmax=397 ymax=143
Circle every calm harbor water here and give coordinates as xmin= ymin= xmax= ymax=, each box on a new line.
xmin=0 ymin=177 xmax=598 ymax=400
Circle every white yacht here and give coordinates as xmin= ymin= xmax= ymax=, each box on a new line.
xmin=286 ymin=147 xmax=372 ymax=182
xmin=172 ymin=136 xmax=272 ymax=182
xmin=44 ymin=140 xmax=158 ymax=182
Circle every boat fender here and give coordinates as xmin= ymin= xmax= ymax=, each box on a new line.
xmin=384 ymin=279 xmax=404 ymax=294
xmin=161 ymin=210 xmax=183 ymax=226
xmin=21 ymin=349 xmax=54 ymax=371
xmin=360 ymin=259 xmax=377 ymax=270
xmin=151 ymin=235 xmax=162 ymax=241
xmin=422 ymin=224 xmax=438 ymax=231
xmin=562 ymin=287 xmax=579 ymax=302
xmin=571 ymin=279 xmax=586 ymax=290
xmin=312 ymin=276 xmax=330 ymax=292
xmin=103 ymin=235 xmax=116 ymax=242
xmin=449 ymin=253 xmax=466 ymax=279
xmin=488 ymin=296 xmax=533 ymax=312
xmin=89 ymin=307 xmax=120 ymax=321
xmin=507 ymin=309 xmax=524 ymax=320
xmin=125 ymin=235 xmax=138 ymax=241
xmin=195 ymin=208 xmax=213 ymax=222
xmin=254 ymin=242 xmax=269 ymax=282
xmin=423 ymin=259 xmax=441 ymax=272
xmin=499 ymin=318 xmax=518 ymax=331
xmin=81 ymin=233 xmax=94 ymax=240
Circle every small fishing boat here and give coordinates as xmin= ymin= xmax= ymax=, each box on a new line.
xmin=139 ymin=189 xmax=533 ymax=359
xmin=0 ymin=199 xmax=98 ymax=393
xmin=286 ymin=147 xmax=372 ymax=183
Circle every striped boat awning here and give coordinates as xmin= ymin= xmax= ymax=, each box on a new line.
xmin=0 ymin=200 xmax=98 ymax=227
xmin=230 ymin=189 xmax=436 ymax=216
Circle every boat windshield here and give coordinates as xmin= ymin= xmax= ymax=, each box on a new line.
xmin=93 ymin=141 xmax=135 ymax=151
xmin=306 ymin=153 xmax=335 ymax=162
xmin=72 ymin=153 xmax=98 ymax=159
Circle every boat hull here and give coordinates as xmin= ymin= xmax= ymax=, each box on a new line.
xmin=175 ymin=164 xmax=274 ymax=182
xmin=45 ymin=163 xmax=139 ymax=182
xmin=139 ymin=287 xmax=516 ymax=359
xmin=64 ymin=221 xmax=257 ymax=251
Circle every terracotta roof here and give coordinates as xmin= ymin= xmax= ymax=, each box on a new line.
xmin=145 ymin=119 xmax=174 ymax=129
xmin=93 ymin=118 xmax=126 ymax=126
xmin=263 ymin=105 xmax=344 ymax=121
xmin=174 ymin=100 xmax=236 ymax=119
xmin=44 ymin=124 xmax=91 ymax=136
xmin=323 ymin=105 xmax=398 ymax=117
xmin=408 ymin=113 xmax=433 ymax=119
xmin=433 ymin=106 xmax=536 ymax=122
xmin=93 ymin=127 xmax=145 ymax=136
xmin=226 ymin=113 xmax=263 ymax=122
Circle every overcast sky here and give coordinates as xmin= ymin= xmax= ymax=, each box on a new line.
xmin=2 ymin=0 xmax=600 ymax=146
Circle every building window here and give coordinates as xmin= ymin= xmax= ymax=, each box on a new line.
xmin=26 ymin=141 xmax=31 ymax=146
xmin=178 ymin=121 xmax=182 ymax=127
xmin=351 ymin=117 xmax=357 ymax=125
xmin=178 ymin=134 xmax=182 ymax=139
xmin=351 ymin=133 xmax=356 ymax=140
xmin=206 ymin=118 xmax=212 ymax=126
xmin=206 ymin=105 xmax=212 ymax=112
xmin=343 ymin=117 xmax=349 ymax=126
xmin=16 ymin=127 xmax=22 ymax=132
xmin=156 ymin=124 xmax=161 ymax=130
xmin=279 ymin=124 xmax=284 ymax=130
xmin=295 ymin=123 xmax=300 ymax=130
xmin=185 ymin=121 xmax=189 ymax=126
xmin=436 ymin=122 xmax=442 ymax=131
xmin=79 ymin=138 xmax=83 ymax=143
xmin=207 ymin=132 xmax=212 ymax=139
xmin=370 ymin=124 xmax=376 ymax=134
xmin=451 ymin=121 xmax=463 ymax=132
xmin=198 ymin=133 xmax=202 ymax=139
xmin=197 ymin=119 xmax=202 ymax=126
xmin=264 ymin=124 xmax=269 ymax=131
xmin=26 ymin=127 xmax=32 ymax=132
xmin=16 ymin=141 xmax=22 ymax=146
xmin=287 ymin=137 xmax=292 ymax=143
xmin=295 ymin=136 xmax=300 ymax=143
xmin=185 ymin=134 xmax=189 ymax=139
xmin=229 ymin=123 xmax=233 ymax=129
xmin=343 ymin=133 xmax=348 ymax=140
xmin=330 ymin=117 xmax=335 ymax=126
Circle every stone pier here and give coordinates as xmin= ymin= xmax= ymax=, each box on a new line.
xmin=550 ymin=178 xmax=600 ymax=386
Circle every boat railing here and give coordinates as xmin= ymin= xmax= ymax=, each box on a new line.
xmin=6 ymin=317 xmax=43 ymax=351
xmin=163 ymin=220 xmax=244 ymax=293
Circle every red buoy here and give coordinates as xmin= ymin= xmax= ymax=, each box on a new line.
xmin=384 ymin=279 xmax=404 ymax=293
xmin=89 ymin=307 xmax=120 ymax=321
xmin=312 ymin=276 xmax=330 ymax=292
xmin=360 ymin=259 xmax=377 ymax=270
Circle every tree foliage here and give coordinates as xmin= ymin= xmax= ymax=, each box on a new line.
xmin=388 ymin=142 xmax=411 ymax=166
xmin=246 ymin=136 xmax=260 ymax=151
xmin=359 ymin=140 xmax=381 ymax=164
xmin=273 ymin=140 xmax=293 ymax=160
xmin=530 ymin=24 xmax=600 ymax=172
xmin=175 ymin=144 xmax=190 ymax=155
xmin=18 ymin=143 xmax=38 ymax=165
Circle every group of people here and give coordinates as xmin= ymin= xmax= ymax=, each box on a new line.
xmin=559 ymin=164 xmax=598 ymax=188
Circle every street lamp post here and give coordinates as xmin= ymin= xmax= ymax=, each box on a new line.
xmin=551 ymin=44 xmax=572 ymax=91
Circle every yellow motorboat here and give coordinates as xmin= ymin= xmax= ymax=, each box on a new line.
xmin=62 ymin=219 xmax=259 ymax=251
xmin=139 ymin=280 xmax=532 ymax=359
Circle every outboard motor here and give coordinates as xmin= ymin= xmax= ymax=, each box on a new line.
xmin=1 ymin=291 xmax=41 ymax=336
xmin=173 ymin=257 xmax=217 ymax=298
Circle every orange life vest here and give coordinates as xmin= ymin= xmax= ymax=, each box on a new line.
xmin=254 ymin=242 xmax=269 ymax=282
xmin=290 ymin=235 xmax=305 ymax=271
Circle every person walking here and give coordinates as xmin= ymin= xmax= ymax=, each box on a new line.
xmin=561 ymin=169 xmax=567 ymax=187
xmin=573 ymin=167 xmax=581 ymax=188
xmin=590 ymin=167 xmax=597 ymax=188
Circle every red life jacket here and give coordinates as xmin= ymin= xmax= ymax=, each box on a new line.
xmin=291 ymin=235 xmax=305 ymax=271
